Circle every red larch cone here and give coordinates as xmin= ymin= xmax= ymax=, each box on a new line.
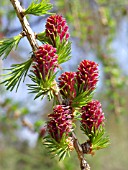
xmin=33 ymin=44 xmax=58 ymax=80
xmin=81 ymin=100 xmax=105 ymax=134
xmin=47 ymin=105 xmax=73 ymax=142
xmin=45 ymin=15 xmax=70 ymax=46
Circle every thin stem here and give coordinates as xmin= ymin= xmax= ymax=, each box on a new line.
xmin=10 ymin=0 xmax=38 ymax=51
xmin=72 ymin=132 xmax=90 ymax=170
xmin=10 ymin=0 xmax=90 ymax=169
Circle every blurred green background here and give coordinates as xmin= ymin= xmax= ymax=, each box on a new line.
xmin=0 ymin=0 xmax=128 ymax=170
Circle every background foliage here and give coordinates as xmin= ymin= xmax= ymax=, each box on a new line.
xmin=0 ymin=0 xmax=128 ymax=169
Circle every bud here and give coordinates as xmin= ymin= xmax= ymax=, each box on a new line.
xmin=81 ymin=100 xmax=105 ymax=134
xmin=33 ymin=44 xmax=58 ymax=80
xmin=66 ymin=137 xmax=74 ymax=151
xmin=58 ymin=72 xmax=76 ymax=100
xmin=76 ymin=60 xmax=99 ymax=91
xmin=47 ymin=105 xmax=73 ymax=142
xmin=45 ymin=15 xmax=70 ymax=46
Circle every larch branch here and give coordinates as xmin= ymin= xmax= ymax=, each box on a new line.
xmin=10 ymin=0 xmax=90 ymax=169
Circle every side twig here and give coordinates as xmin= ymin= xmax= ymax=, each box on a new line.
xmin=10 ymin=0 xmax=38 ymax=51
xmin=10 ymin=0 xmax=90 ymax=169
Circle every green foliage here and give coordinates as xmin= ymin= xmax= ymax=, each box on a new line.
xmin=56 ymin=37 xmax=72 ymax=64
xmin=34 ymin=120 xmax=45 ymax=131
xmin=90 ymin=127 xmax=110 ymax=151
xmin=81 ymin=125 xmax=110 ymax=151
xmin=36 ymin=31 xmax=51 ymax=44
xmin=27 ymin=71 xmax=58 ymax=100
xmin=43 ymin=134 xmax=71 ymax=161
xmin=72 ymin=88 xmax=93 ymax=108
xmin=20 ymin=107 xmax=29 ymax=115
xmin=0 ymin=35 xmax=22 ymax=59
xmin=1 ymin=58 xmax=32 ymax=91
xmin=73 ymin=110 xmax=82 ymax=120
xmin=24 ymin=0 xmax=53 ymax=16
